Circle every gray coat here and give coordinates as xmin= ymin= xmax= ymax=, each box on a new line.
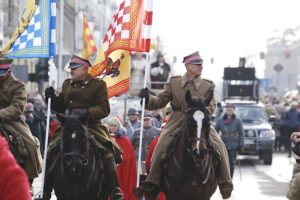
xmin=215 ymin=114 xmax=244 ymax=150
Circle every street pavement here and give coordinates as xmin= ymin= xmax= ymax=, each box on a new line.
xmin=33 ymin=152 xmax=295 ymax=200
xmin=212 ymin=152 xmax=294 ymax=200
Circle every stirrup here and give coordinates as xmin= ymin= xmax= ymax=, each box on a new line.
xmin=134 ymin=182 xmax=159 ymax=198
xmin=110 ymin=187 xmax=124 ymax=200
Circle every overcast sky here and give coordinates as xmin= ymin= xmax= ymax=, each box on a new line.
xmin=115 ymin=0 xmax=300 ymax=80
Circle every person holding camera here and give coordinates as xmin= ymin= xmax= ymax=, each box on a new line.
xmin=287 ymin=132 xmax=300 ymax=200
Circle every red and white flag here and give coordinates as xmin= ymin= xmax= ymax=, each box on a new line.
xmin=102 ymin=0 xmax=153 ymax=55
xmin=90 ymin=0 xmax=153 ymax=76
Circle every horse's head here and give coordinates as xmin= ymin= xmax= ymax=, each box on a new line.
xmin=62 ymin=115 xmax=89 ymax=177
xmin=184 ymin=90 xmax=212 ymax=155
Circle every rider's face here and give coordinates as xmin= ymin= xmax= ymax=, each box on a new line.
xmin=0 ymin=70 xmax=10 ymax=82
xmin=186 ymin=63 xmax=203 ymax=77
xmin=70 ymin=66 xmax=88 ymax=81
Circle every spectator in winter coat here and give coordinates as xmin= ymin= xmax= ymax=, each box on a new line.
xmin=108 ymin=117 xmax=137 ymax=200
xmin=0 ymin=136 xmax=31 ymax=200
xmin=282 ymin=102 xmax=300 ymax=157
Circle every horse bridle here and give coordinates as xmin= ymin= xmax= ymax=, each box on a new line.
xmin=183 ymin=108 xmax=214 ymax=184
xmin=62 ymin=126 xmax=90 ymax=167
xmin=184 ymin=107 xmax=208 ymax=146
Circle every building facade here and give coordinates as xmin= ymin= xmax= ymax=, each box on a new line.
xmin=264 ymin=27 xmax=300 ymax=95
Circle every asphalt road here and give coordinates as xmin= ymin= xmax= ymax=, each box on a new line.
xmin=212 ymin=152 xmax=294 ymax=200
xmin=33 ymin=152 xmax=295 ymax=200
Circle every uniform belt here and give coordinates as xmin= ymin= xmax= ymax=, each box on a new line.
xmin=222 ymin=132 xmax=239 ymax=137
xmin=172 ymin=106 xmax=184 ymax=112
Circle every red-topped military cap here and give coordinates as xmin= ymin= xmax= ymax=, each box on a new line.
xmin=68 ymin=55 xmax=91 ymax=69
xmin=0 ymin=58 xmax=13 ymax=76
xmin=182 ymin=51 xmax=203 ymax=65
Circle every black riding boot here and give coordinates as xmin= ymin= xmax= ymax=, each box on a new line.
xmin=103 ymin=153 xmax=124 ymax=200
xmin=230 ymin=167 xmax=234 ymax=178
xmin=134 ymin=181 xmax=159 ymax=199
xmin=29 ymin=178 xmax=34 ymax=196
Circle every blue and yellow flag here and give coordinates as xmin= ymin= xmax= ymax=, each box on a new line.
xmin=0 ymin=0 xmax=56 ymax=58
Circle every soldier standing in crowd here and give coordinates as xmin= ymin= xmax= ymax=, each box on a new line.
xmin=131 ymin=113 xmax=160 ymax=161
xmin=215 ymin=103 xmax=244 ymax=178
xmin=44 ymin=55 xmax=124 ymax=199
xmin=137 ymin=51 xmax=233 ymax=199
xmin=123 ymin=107 xmax=141 ymax=138
xmin=0 ymin=58 xmax=42 ymax=194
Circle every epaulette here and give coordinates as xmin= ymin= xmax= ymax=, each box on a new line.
xmin=170 ymin=75 xmax=181 ymax=79
xmin=63 ymin=78 xmax=71 ymax=84
xmin=203 ymin=78 xmax=214 ymax=84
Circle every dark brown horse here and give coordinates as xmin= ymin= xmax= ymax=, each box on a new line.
xmin=161 ymin=90 xmax=218 ymax=200
xmin=44 ymin=116 xmax=106 ymax=200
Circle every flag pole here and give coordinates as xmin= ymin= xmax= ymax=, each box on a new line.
xmin=136 ymin=53 xmax=150 ymax=187
xmin=58 ymin=0 xmax=64 ymax=87
xmin=37 ymin=57 xmax=53 ymax=199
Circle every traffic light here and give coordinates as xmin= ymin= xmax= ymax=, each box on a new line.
xmin=36 ymin=58 xmax=49 ymax=81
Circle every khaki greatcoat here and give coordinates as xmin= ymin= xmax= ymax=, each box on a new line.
xmin=0 ymin=73 xmax=42 ymax=179
xmin=145 ymin=73 xmax=232 ymax=191
xmin=287 ymin=153 xmax=300 ymax=200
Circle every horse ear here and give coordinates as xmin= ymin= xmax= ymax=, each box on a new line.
xmin=185 ymin=90 xmax=193 ymax=106
xmin=204 ymin=89 xmax=214 ymax=106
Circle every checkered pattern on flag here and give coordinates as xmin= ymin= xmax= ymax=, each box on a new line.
xmin=103 ymin=0 xmax=153 ymax=55
xmin=0 ymin=0 xmax=56 ymax=58
xmin=90 ymin=0 xmax=153 ymax=78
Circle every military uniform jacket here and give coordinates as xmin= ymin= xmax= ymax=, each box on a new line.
xmin=145 ymin=73 xmax=216 ymax=142
xmin=214 ymin=114 xmax=244 ymax=150
xmin=0 ymin=73 xmax=27 ymax=122
xmin=53 ymin=75 xmax=110 ymax=122
xmin=51 ymin=75 xmax=122 ymax=154
xmin=0 ymin=73 xmax=42 ymax=178
xmin=131 ymin=127 xmax=160 ymax=160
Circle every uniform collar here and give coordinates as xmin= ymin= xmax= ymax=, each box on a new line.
xmin=180 ymin=72 xmax=202 ymax=90
xmin=0 ymin=73 xmax=14 ymax=86
xmin=70 ymin=74 xmax=93 ymax=86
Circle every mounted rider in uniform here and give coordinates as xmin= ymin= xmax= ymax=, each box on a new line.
xmin=45 ymin=55 xmax=124 ymax=200
xmin=137 ymin=51 xmax=233 ymax=199
xmin=0 ymin=58 xmax=42 ymax=192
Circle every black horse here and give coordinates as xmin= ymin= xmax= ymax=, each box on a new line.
xmin=44 ymin=116 xmax=105 ymax=200
xmin=161 ymin=90 xmax=218 ymax=200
